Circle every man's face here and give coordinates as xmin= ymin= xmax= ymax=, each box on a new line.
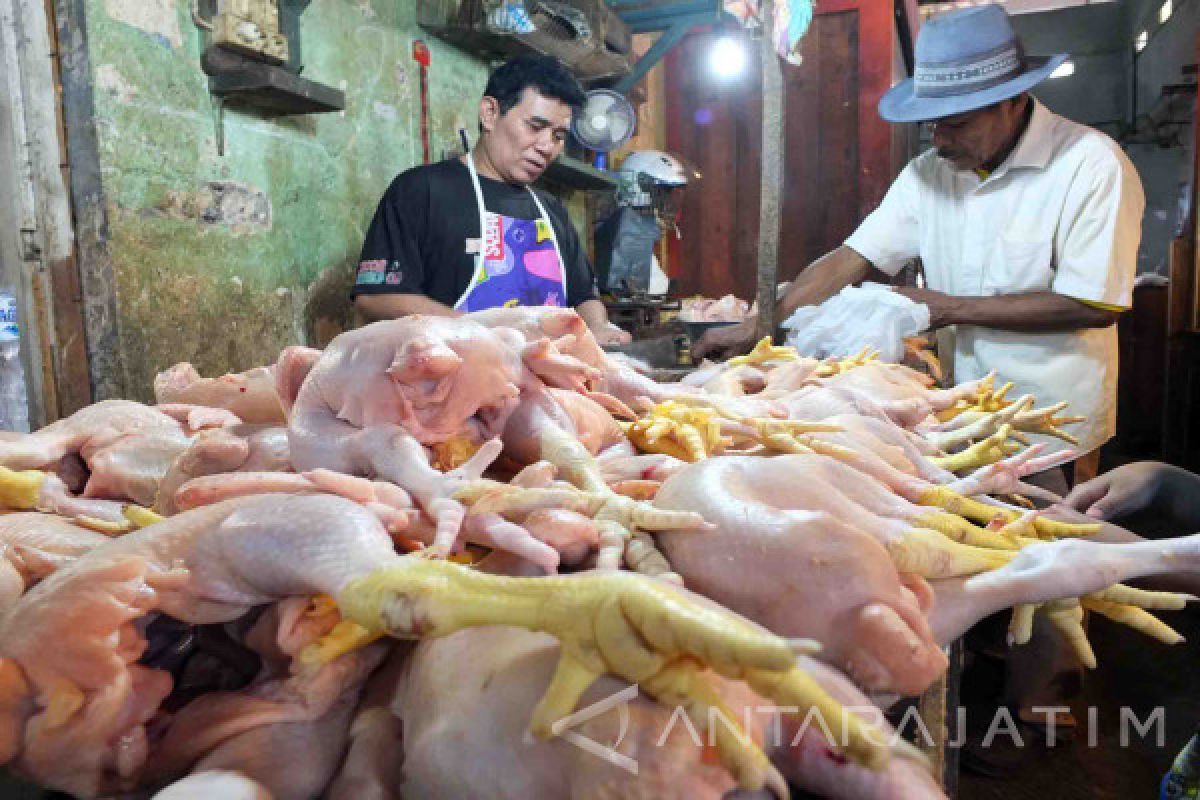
xmin=479 ymin=88 xmax=573 ymax=185
xmin=928 ymin=97 xmax=1026 ymax=171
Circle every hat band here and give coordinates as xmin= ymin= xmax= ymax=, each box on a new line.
xmin=914 ymin=43 xmax=1023 ymax=99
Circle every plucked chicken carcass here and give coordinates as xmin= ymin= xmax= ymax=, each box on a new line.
xmin=355 ymin=625 xmax=941 ymax=800
xmin=154 ymin=346 xmax=321 ymax=426
xmin=288 ymin=315 xmax=707 ymax=573
xmin=654 ymin=454 xmax=1197 ymax=695
xmin=0 ymin=400 xmax=245 ymax=527
xmin=153 ymin=425 xmax=291 ymax=515
xmin=0 ymin=493 xmax=887 ymax=798
xmin=0 ymin=513 xmax=110 ymax=611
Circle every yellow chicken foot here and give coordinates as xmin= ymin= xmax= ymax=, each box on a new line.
xmin=1043 ymin=599 xmax=1096 ymax=668
xmin=1081 ymin=597 xmax=1186 ymax=646
xmin=623 ymin=401 xmax=738 ymax=462
xmin=625 ymin=530 xmax=682 ymax=584
xmin=335 ymin=560 xmax=896 ymax=782
xmin=74 ymin=505 xmax=162 ymax=535
xmin=886 ymin=528 xmax=1014 ymax=579
xmin=923 ymin=396 xmax=1033 ymax=453
xmin=457 ymin=482 xmax=709 ymax=532
xmin=1010 ymin=401 xmax=1086 ymax=446
xmin=592 ymin=518 xmax=680 ymax=583
xmin=912 ymin=511 xmax=1025 ymax=550
xmin=640 ymin=660 xmax=787 ymax=796
xmin=1008 ymin=604 xmax=1038 ymax=646
xmin=927 ymin=425 xmax=1021 ymax=473
xmin=915 ymin=485 xmax=1100 ymax=540
xmin=727 ymin=338 xmax=800 ymax=368
xmin=811 ymin=346 xmax=879 ymax=378
xmin=1009 ymin=586 xmax=1189 ymax=653
xmin=0 ymin=466 xmax=46 ymax=510
xmin=933 ymin=375 xmax=1005 ymax=422
xmin=595 ymin=519 xmax=628 ymax=571
xmin=1088 ymin=584 xmax=1193 ymax=610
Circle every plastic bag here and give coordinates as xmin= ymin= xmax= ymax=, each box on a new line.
xmin=781 ymin=283 xmax=930 ymax=363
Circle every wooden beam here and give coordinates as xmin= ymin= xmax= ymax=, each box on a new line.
xmin=20 ymin=0 xmax=90 ymax=419
xmin=756 ymin=0 xmax=784 ymax=340
xmin=53 ymin=0 xmax=125 ymax=401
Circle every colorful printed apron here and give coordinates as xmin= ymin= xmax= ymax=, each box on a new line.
xmin=454 ymin=153 xmax=569 ymax=312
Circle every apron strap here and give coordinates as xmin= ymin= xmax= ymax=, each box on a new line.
xmin=455 ymin=152 xmax=569 ymax=311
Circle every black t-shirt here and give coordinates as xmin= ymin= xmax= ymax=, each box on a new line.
xmin=351 ymin=158 xmax=598 ymax=308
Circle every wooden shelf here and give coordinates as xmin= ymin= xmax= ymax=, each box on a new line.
xmin=418 ymin=0 xmax=631 ymax=84
xmin=207 ymin=62 xmax=344 ymax=115
xmin=539 ymin=155 xmax=618 ymax=190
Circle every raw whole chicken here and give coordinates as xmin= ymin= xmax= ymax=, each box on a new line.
xmin=154 ymin=346 xmax=321 ymax=426
xmin=655 ymin=455 xmax=1199 ymax=695
xmin=289 ymin=315 xmax=705 ymax=572
xmin=6 ymin=314 xmax=1200 ymax=800
xmin=0 ymin=494 xmax=883 ymax=798
xmin=360 ymin=625 xmax=942 ymax=800
xmin=154 ymin=425 xmax=291 ymax=515
xmin=0 ymin=400 xmax=242 ymax=526
xmin=0 ymin=513 xmax=110 ymax=611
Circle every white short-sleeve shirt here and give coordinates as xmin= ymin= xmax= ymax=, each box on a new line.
xmin=844 ymin=100 xmax=1145 ymax=454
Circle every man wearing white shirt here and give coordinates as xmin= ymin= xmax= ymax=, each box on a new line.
xmin=696 ymin=5 xmax=1145 ymax=759
xmin=695 ymin=4 xmax=1144 ymax=485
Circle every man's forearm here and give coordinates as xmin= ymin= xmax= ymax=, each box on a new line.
xmin=775 ymin=246 xmax=872 ymax=320
xmin=355 ymin=293 xmax=462 ymax=322
xmin=900 ymin=289 xmax=1120 ymax=332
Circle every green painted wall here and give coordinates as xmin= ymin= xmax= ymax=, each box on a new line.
xmin=84 ymin=0 xmax=490 ymax=400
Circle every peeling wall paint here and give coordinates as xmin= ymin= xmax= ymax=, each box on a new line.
xmin=82 ymin=0 xmax=491 ymax=400
xmin=101 ymin=0 xmax=182 ymax=48
xmin=93 ymin=63 xmax=136 ymax=104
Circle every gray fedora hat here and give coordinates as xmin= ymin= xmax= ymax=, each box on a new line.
xmin=879 ymin=4 xmax=1068 ymax=123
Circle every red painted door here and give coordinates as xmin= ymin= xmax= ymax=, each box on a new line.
xmin=665 ymin=0 xmax=902 ymax=300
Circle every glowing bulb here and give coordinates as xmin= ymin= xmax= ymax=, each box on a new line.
xmin=710 ymin=36 xmax=748 ymax=80
xmin=1160 ymin=0 xmax=1172 ymax=23
xmin=1050 ymin=60 xmax=1074 ymax=79
xmin=1136 ymin=30 xmax=1148 ymax=51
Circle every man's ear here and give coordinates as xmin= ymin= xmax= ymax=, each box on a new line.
xmin=479 ymin=96 xmax=500 ymax=134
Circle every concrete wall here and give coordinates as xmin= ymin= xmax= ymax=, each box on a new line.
xmin=1129 ymin=0 xmax=1200 ymax=115
xmin=1011 ymin=3 xmax=1128 ymax=131
xmin=1124 ymin=0 xmax=1197 ymax=275
xmin=80 ymin=0 xmax=489 ymax=400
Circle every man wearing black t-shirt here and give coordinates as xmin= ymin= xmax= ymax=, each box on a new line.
xmin=352 ymin=54 xmax=631 ymax=346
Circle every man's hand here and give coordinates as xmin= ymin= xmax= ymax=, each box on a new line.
xmin=1062 ymin=462 xmax=1180 ymax=520
xmin=593 ymin=322 xmax=632 ymax=347
xmin=892 ymin=287 xmax=957 ymax=329
xmin=692 ymin=319 xmax=757 ymax=362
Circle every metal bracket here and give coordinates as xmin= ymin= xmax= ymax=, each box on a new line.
xmin=609 ymin=0 xmax=730 ymax=93
xmin=18 ymin=229 xmax=40 ymax=262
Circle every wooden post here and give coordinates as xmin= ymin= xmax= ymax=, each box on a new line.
xmin=917 ymin=638 xmax=963 ymax=796
xmin=756 ymin=0 xmax=784 ymax=342
xmin=54 ymin=0 xmax=126 ymax=403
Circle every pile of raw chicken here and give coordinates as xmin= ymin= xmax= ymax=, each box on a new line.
xmin=0 ymin=307 xmax=1197 ymax=800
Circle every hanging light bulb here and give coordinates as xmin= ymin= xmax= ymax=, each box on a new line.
xmin=710 ymin=35 xmax=748 ymax=80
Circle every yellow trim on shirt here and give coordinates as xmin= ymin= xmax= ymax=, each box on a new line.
xmin=1076 ymin=298 xmax=1129 ymax=313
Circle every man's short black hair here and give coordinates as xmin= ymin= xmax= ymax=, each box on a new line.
xmin=484 ymin=54 xmax=587 ymax=115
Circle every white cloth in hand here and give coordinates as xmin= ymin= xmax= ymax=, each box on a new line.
xmin=781 ymin=283 xmax=930 ymax=362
